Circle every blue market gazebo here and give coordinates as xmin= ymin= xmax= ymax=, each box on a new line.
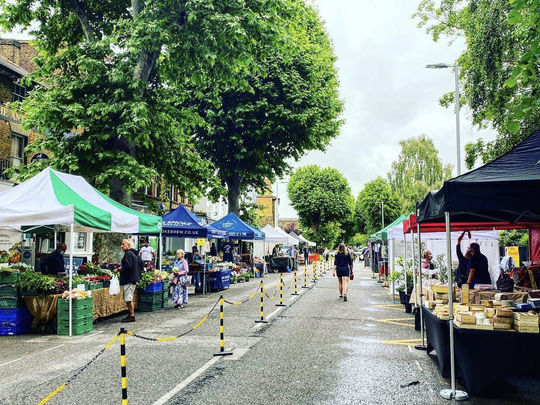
xmin=211 ymin=212 xmax=265 ymax=240
xmin=162 ymin=204 xmax=228 ymax=239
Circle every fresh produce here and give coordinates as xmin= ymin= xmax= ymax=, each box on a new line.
xmin=61 ymin=289 xmax=92 ymax=299
xmin=137 ymin=271 xmax=155 ymax=290
xmin=0 ymin=250 xmax=9 ymax=263
xmin=15 ymin=271 xmax=57 ymax=294
xmin=8 ymin=263 xmax=33 ymax=272
xmin=54 ymin=280 xmax=68 ymax=294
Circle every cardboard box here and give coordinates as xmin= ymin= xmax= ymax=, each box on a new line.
xmin=494 ymin=322 xmax=513 ymax=330
xmin=492 ymin=316 xmax=513 ymax=325
xmin=513 ymin=324 xmax=539 ymax=333
xmin=496 ymin=309 xmax=514 ymax=318
xmin=456 ymin=312 xmax=476 ymax=324
xmin=454 ymin=320 xmax=493 ymax=330
xmin=485 ymin=308 xmax=496 ymax=318
xmin=513 ymin=312 xmax=538 ymax=322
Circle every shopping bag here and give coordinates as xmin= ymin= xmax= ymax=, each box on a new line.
xmin=109 ymin=275 xmax=120 ymax=295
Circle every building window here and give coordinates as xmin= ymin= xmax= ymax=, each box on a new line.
xmin=10 ymin=133 xmax=27 ymax=166
xmin=12 ymin=82 xmax=27 ymax=102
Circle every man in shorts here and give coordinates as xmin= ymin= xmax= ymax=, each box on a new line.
xmin=114 ymin=239 xmax=141 ymax=323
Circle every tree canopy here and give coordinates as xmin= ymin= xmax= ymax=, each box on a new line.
xmin=288 ymin=165 xmax=353 ymax=247
xmin=187 ymin=1 xmax=343 ymax=213
xmin=0 ymin=0 xmax=303 ymax=203
xmin=388 ymin=135 xmax=452 ymax=213
xmin=414 ymin=0 xmax=539 ymax=167
xmin=355 ymin=177 xmax=401 ymax=236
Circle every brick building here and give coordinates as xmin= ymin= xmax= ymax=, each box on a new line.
xmin=0 ymin=38 xmax=40 ymax=191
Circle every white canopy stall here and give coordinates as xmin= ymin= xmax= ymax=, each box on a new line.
xmin=0 ymin=168 xmax=161 ymax=335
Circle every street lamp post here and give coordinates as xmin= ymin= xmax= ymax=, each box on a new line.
xmin=275 ymin=179 xmax=289 ymax=228
xmin=426 ymin=63 xmax=461 ymax=176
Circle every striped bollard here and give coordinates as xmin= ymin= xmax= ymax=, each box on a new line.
xmin=302 ymin=265 xmax=308 ymax=288
xmin=214 ymin=296 xmax=233 ymax=356
xmin=292 ymin=270 xmax=299 ymax=295
xmin=255 ymin=281 xmax=268 ymax=323
xmin=313 ymin=262 xmax=317 ymax=282
xmin=120 ymin=328 xmax=128 ymax=405
xmin=276 ymin=274 xmax=286 ymax=307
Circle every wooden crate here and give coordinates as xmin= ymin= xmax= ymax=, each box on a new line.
xmin=455 ymin=312 xmax=476 ymax=325
xmin=454 ymin=320 xmax=494 ymax=330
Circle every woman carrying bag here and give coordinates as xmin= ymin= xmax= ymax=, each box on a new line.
xmin=333 ymin=243 xmax=353 ymax=301
xmin=172 ymin=249 xmax=190 ymax=309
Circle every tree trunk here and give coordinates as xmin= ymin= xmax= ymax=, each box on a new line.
xmin=226 ymin=175 xmax=242 ymax=215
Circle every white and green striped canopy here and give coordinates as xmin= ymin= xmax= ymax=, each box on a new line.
xmin=0 ymin=168 xmax=161 ymax=234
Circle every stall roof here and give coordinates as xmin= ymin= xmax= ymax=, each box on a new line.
xmin=369 ymin=215 xmax=408 ymax=242
xmin=0 ymin=167 xmax=161 ymax=233
xmin=417 ymin=128 xmax=540 ymax=223
xmin=273 ymin=226 xmax=298 ymax=245
xmin=261 ymin=224 xmax=289 ymax=244
xmin=211 ymin=212 xmax=264 ymax=240
xmin=289 ymin=231 xmax=316 ymax=246
xmin=162 ymin=204 xmax=227 ymax=239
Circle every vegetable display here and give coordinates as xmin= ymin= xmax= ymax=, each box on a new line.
xmin=15 ymin=271 xmax=57 ymax=294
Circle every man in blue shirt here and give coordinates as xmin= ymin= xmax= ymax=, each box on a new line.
xmin=40 ymin=243 xmax=67 ymax=275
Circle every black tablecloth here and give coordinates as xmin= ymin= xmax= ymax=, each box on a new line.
xmin=422 ymin=306 xmax=540 ymax=395
xmin=422 ymin=306 xmax=451 ymax=377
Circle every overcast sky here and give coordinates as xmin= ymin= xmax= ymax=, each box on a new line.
xmin=278 ymin=0 xmax=495 ymax=218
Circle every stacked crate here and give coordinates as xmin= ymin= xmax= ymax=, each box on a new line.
xmin=138 ymin=290 xmax=163 ymax=312
xmin=513 ymin=312 xmax=539 ymax=333
xmin=161 ymin=281 xmax=170 ymax=308
xmin=57 ymin=297 xmax=94 ymax=335
xmin=0 ymin=271 xmax=32 ymax=335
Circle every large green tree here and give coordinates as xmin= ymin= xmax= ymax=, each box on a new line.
xmin=414 ymin=0 xmax=539 ymax=167
xmin=388 ymin=135 xmax=452 ymax=213
xmin=288 ymin=165 xmax=353 ymax=247
xmin=187 ymin=2 xmax=343 ymax=213
xmin=0 ymin=0 xmax=297 ymax=204
xmin=355 ymin=177 xmax=401 ymax=236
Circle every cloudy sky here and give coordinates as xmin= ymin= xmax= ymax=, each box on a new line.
xmin=278 ymin=0 xmax=495 ymax=218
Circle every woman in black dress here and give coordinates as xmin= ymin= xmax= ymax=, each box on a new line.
xmin=333 ymin=243 xmax=353 ymax=301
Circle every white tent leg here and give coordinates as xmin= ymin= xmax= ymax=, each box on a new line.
xmin=69 ymin=223 xmax=74 ymax=337
xmin=415 ymin=214 xmax=427 ymax=350
xmin=440 ymin=212 xmax=468 ymax=401
xmin=403 ymin=233 xmax=407 ymax=301
xmin=54 ymin=228 xmax=57 ymax=250
xmin=410 ymin=230 xmax=417 ymax=308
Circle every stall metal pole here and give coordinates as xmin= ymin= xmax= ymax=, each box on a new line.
xmin=410 ymin=230 xmax=417 ymax=308
xmin=440 ymin=212 xmax=468 ymax=401
xmin=69 ymin=223 xmax=74 ymax=337
xmin=415 ymin=214 xmax=427 ymax=351
xmin=403 ymin=232 xmax=407 ymax=301
xmin=159 ymin=232 xmax=163 ymax=271
xmin=54 ymin=228 xmax=57 ymax=250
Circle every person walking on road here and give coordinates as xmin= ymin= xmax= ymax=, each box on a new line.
xmin=333 ymin=243 xmax=353 ymax=301
xmin=114 ymin=239 xmax=141 ymax=323
xmin=172 ymin=249 xmax=189 ymax=308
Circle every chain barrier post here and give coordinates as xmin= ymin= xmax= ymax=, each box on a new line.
xmin=255 ymin=281 xmax=268 ymax=323
xmin=276 ymin=274 xmax=286 ymax=307
xmin=292 ymin=270 xmax=299 ymax=295
xmin=302 ymin=264 xmax=308 ymax=288
xmin=120 ymin=328 xmax=128 ymax=405
xmin=214 ymin=296 xmax=233 ymax=356
xmin=313 ymin=261 xmax=318 ymax=282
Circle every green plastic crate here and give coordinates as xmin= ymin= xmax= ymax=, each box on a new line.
xmin=0 ymin=296 xmax=20 ymax=308
xmin=57 ymin=297 xmax=93 ymax=312
xmin=57 ymin=318 xmax=93 ymax=335
xmin=0 ymin=272 xmax=19 ymax=284
xmin=57 ymin=304 xmax=93 ymax=322
xmin=89 ymin=282 xmax=103 ymax=290
xmin=138 ymin=291 xmax=163 ymax=304
xmin=0 ymin=284 xmax=17 ymax=297
xmin=138 ymin=301 xmax=162 ymax=312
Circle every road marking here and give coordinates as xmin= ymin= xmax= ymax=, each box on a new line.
xmin=408 ymin=345 xmax=413 ymax=353
xmin=375 ymin=318 xmax=415 ymax=327
xmin=374 ymin=304 xmax=404 ymax=311
xmin=0 ymin=358 xmax=23 ymax=368
xmin=252 ymin=308 xmax=282 ymax=330
xmin=42 ymin=344 xmax=65 ymax=353
xmin=415 ymin=360 xmax=423 ymax=372
xmin=153 ymin=356 xmax=221 ymax=405
xmin=382 ymin=338 xmax=422 ymax=346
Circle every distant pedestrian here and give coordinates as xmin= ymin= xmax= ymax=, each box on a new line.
xmin=139 ymin=240 xmax=155 ymax=268
xmin=210 ymin=242 xmax=217 ymax=257
xmin=114 ymin=239 xmax=141 ymax=323
xmin=303 ymin=246 xmax=309 ymax=265
xmin=333 ymin=243 xmax=353 ymax=301
xmin=172 ymin=250 xmax=189 ymax=309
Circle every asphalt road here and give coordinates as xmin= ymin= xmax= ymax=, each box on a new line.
xmin=1 ymin=262 xmax=539 ymax=405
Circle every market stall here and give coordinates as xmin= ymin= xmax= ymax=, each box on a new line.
xmin=162 ymin=204 xmax=228 ymax=293
xmin=0 ymin=168 xmax=161 ymax=336
xmin=416 ymin=128 xmax=540 ymax=399
xmin=211 ymin=212 xmax=265 ymax=280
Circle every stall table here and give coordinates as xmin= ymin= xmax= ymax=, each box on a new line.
xmin=422 ymin=306 xmax=540 ymax=395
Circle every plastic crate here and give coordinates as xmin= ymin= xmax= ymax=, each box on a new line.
xmin=0 ymin=284 xmax=17 ymax=297
xmin=0 ymin=296 xmax=20 ymax=309
xmin=57 ymin=297 xmax=93 ymax=312
xmin=57 ymin=318 xmax=94 ymax=335
xmin=143 ymin=282 xmax=163 ymax=293
xmin=0 ymin=272 xmax=19 ymax=284
xmin=207 ymin=270 xmax=231 ymax=291
xmin=138 ymin=291 xmax=163 ymax=304
xmin=88 ymin=282 xmax=103 ymax=290
xmin=138 ymin=301 xmax=162 ymax=312
xmin=0 ymin=307 xmax=32 ymax=324
xmin=0 ymin=320 xmax=32 ymax=336
xmin=57 ymin=305 xmax=93 ymax=322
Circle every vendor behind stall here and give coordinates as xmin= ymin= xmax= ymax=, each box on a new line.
xmin=39 ymin=243 xmax=67 ymax=275
xmin=467 ymin=243 xmax=491 ymax=287
xmin=456 ymin=231 xmax=472 ymax=287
